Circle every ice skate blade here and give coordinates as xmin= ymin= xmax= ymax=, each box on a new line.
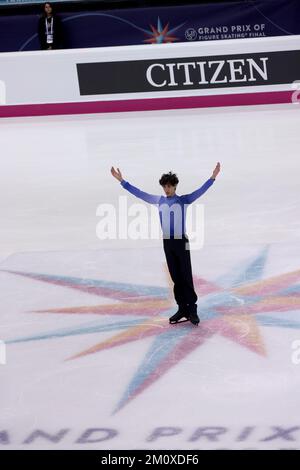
xmin=169 ymin=318 xmax=190 ymax=325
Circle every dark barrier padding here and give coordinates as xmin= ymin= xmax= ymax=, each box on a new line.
xmin=0 ymin=0 xmax=299 ymax=53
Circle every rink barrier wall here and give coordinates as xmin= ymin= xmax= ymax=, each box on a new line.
xmin=0 ymin=35 xmax=300 ymax=118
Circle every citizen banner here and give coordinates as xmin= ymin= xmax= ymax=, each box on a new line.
xmin=77 ymin=50 xmax=300 ymax=95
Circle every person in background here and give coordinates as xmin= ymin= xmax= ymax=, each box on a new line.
xmin=38 ymin=2 xmax=63 ymax=50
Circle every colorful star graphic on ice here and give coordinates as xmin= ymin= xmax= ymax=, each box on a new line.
xmin=3 ymin=245 xmax=300 ymax=413
xmin=143 ymin=17 xmax=184 ymax=44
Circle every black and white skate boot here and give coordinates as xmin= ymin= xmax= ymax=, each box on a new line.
xmin=169 ymin=308 xmax=189 ymax=324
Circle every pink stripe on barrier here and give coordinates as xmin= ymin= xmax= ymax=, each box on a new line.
xmin=0 ymin=91 xmax=295 ymax=118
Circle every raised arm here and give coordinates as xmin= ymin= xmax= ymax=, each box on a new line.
xmin=120 ymin=180 xmax=161 ymax=204
xmin=181 ymin=162 xmax=220 ymax=204
xmin=111 ymin=166 xmax=161 ymax=205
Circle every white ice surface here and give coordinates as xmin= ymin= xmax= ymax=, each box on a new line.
xmin=0 ymin=104 xmax=300 ymax=449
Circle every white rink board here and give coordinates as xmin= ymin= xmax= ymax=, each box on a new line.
xmin=0 ymin=35 xmax=299 ymax=108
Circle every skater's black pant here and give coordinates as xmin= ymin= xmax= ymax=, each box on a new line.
xmin=163 ymin=235 xmax=197 ymax=314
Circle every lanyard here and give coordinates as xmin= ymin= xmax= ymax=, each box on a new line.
xmin=45 ymin=17 xmax=53 ymax=35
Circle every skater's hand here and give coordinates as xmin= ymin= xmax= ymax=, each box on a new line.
xmin=211 ymin=162 xmax=220 ymax=179
xmin=111 ymin=166 xmax=123 ymax=182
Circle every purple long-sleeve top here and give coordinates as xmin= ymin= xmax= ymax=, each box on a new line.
xmin=120 ymin=178 xmax=215 ymax=238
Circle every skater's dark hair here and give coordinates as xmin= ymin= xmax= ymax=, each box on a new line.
xmin=159 ymin=171 xmax=179 ymax=186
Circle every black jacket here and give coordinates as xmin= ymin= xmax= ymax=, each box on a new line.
xmin=38 ymin=15 xmax=63 ymax=50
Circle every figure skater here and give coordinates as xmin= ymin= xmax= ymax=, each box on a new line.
xmin=111 ymin=162 xmax=220 ymax=325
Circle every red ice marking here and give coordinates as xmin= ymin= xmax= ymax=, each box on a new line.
xmin=193 ymin=276 xmax=222 ymax=295
xmin=1 ymin=269 xmax=159 ymax=302
xmin=207 ymin=316 xmax=266 ymax=356
xmin=33 ymin=303 xmax=171 ymax=316
xmin=0 ymin=91 xmax=295 ymax=118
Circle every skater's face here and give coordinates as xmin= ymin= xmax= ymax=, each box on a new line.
xmin=163 ymin=184 xmax=176 ymax=197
